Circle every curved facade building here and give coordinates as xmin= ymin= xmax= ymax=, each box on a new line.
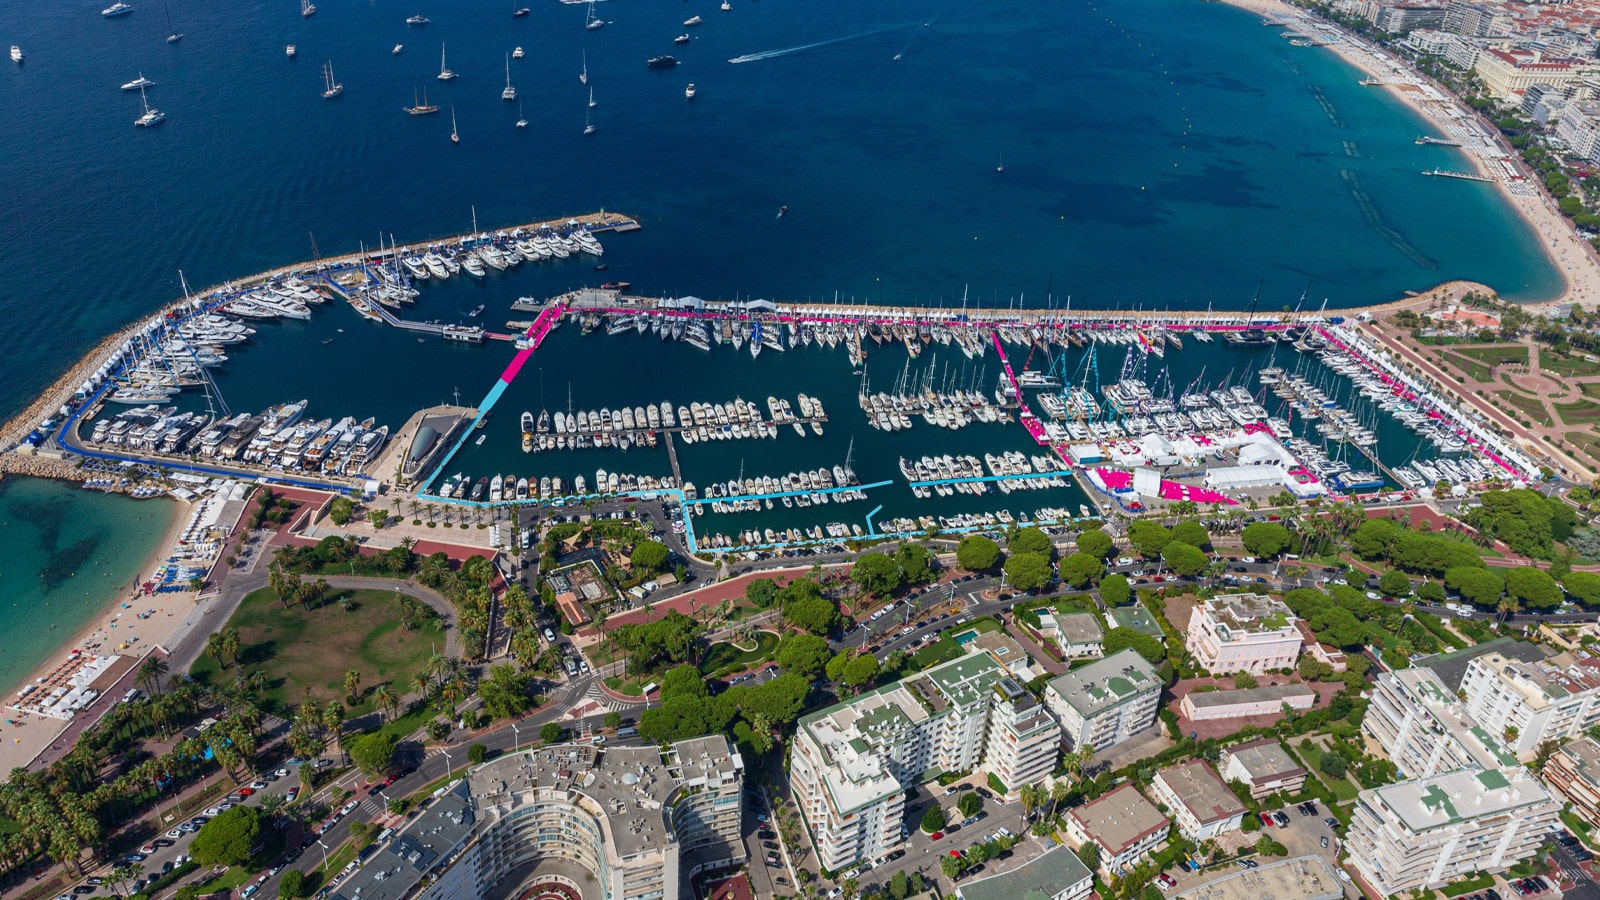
xmin=371 ymin=737 xmax=743 ymax=900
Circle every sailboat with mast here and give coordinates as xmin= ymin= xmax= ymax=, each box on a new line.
xmin=163 ymin=2 xmax=182 ymax=42
xmin=501 ymin=54 xmax=516 ymax=100
xmin=437 ymin=43 xmax=456 ymax=80
xmin=583 ymin=105 xmax=595 ymax=135
xmin=301 ymin=0 xmax=315 ymax=17
xmin=585 ymin=1 xmax=603 ymax=30
xmin=580 ymin=49 xmax=587 ymax=85
xmin=134 ymin=83 xmax=165 ymax=127
xmin=405 ymin=87 xmax=438 ymax=115
xmin=588 ymin=86 xmax=595 ymax=108
xmin=450 ymin=107 xmax=459 ymax=143
xmin=516 ymin=100 xmax=527 ymax=128
xmin=321 ymin=60 xmax=342 ymax=98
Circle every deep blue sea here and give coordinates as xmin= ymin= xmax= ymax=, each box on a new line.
xmin=0 ymin=0 xmax=1564 ymax=420
xmin=0 ymin=0 xmax=1562 ymax=687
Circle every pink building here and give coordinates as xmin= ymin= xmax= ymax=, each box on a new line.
xmin=1184 ymin=593 xmax=1303 ymax=675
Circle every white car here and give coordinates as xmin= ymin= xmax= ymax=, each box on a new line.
xmin=340 ymin=799 xmax=360 ymax=816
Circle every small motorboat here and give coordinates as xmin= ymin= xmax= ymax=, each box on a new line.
xmin=673 ymin=33 xmax=690 ymax=44
xmin=776 ymin=205 xmax=788 ymax=219
xmin=393 ymin=43 xmax=404 ymax=55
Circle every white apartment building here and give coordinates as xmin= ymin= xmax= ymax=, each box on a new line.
xmin=1064 ymin=784 xmax=1171 ymax=877
xmin=1475 ymin=48 xmax=1599 ymax=100
xmin=1149 ymin=760 xmax=1246 ymax=841
xmin=1458 ymin=650 xmax=1600 ymax=760
xmin=1219 ymin=738 xmax=1306 ymax=800
xmin=1043 ymin=649 xmax=1161 ymax=751
xmin=1345 ymin=767 xmax=1560 ymax=895
xmin=1184 ymin=593 xmax=1302 ymax=675
xmin=791 ymin=654 xmax=1058 ymax=871
xmin=329 ymin=737 xmax=745 ymax=900
xmin=1557 ymin=101 xmax=1600 ymax=161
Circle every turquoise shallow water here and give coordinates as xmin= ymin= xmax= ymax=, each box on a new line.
xmin=0 ymin=479 xmax=176 ymax=697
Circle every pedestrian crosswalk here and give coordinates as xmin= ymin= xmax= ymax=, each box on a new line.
xmin=562 ymin=682 xmax=639 ymax=720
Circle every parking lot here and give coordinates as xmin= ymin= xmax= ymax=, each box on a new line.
xmin=1160 ymin=800 xmax=1353 ymax=898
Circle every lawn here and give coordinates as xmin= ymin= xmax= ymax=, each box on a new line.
xmin=189 ymin=587 xmax=445 ymax=717
xmin=604 ymin=675 xmax=645 ymax=696
xmin=1440 ymin=351 xmax=1492 ymax=382
xmin=1565 ymin=431 xmax=1600 ymax=464
xmin=698 ymin=630 xmax=780 ymax=676
xmin=1453 ymin=344 xmax=1527 ymax=366
xmin=1494 ymin=390 xmax=1552 ymax=427
xmin=1583 ymin=382 xmax=1600 ymax=400
xmin=911 ymin=635 xmax=964 ymax=669
xmin=1556 ymin=398 xmax=1600 ymax=426
xmin=1541 ymin=349 xmax=1600 ymax=378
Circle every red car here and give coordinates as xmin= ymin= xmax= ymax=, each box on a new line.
xmin=948 ymin=850 xmax=962 ymax=858
xmin=930 ymin=832 xmax=944 ymax=841
xmin=237 ymin=786 xmax=255 ymax=797
xmin=383 ymin=774 xmax=397 ymax=786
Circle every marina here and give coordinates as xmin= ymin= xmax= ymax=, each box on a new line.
xmin=1 ymin=198 xmax=1547 ymax=559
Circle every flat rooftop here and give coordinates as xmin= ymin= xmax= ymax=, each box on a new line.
xmin=1183 ymin=683 xmax=1314 ymax=709
xmin=1156 ymin=760 xmax=1246 ymax=825
xmin=1056 ymin=612 xmax=1104 ymax=644
xmin=327 ymin=779 xmax=476 ymax=900
xmin=1069 ymin=783 xmax=1169 ymax=856
xmin=1175 ymin=855 xmax=1344 ymax=900
xmin=1046 ymin=649 xmax=1160 ymax=718
xmin=1414 ymin=636 xmax=1547 ymax=692
xmin=955 ymin=848 xmax=1092 ymax=900
xmin=1372 ymin=766 xmax=1553 ymax=833
xmin=1222 ymin=738 xmax=1305 ymax=784
xmin=1200 ymin=593 xmax=1297 ymax=638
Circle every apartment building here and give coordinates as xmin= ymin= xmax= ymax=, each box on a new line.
xmin=1184 ymin=593 xmax=1302 ymax=675
xmin=1541 ymin=735 xmax=1600 ymax=830
xmin=1042 ymin=649 xmax=1161 ymax=752
xmin=955 ymin=848 xmax=1094 ymax=900
xmin=1064 ymin=784 xmax=1171 ymax=877
xmin=1458 ymin=649 xmax=1600 ymax=759
xmin=1345 ymin=767 xmax=1560 ymax=894
xmin=791 ymin=654 xmax=1058 ymax=871
xmin=1475 ymin=48 xmax=1600 ymax=100
xmin=1150 ymin=760 xmax=1247 ymax=841
xmin=1219 ymin=738 xmax=1306 ymax=800
xmin=1361 ymin=666 xmax=1518 ymax=779
xmin=329 ymin=737 xmax=745 ymax=900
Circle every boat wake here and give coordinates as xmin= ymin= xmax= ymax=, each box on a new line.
xmin=729 ymin=25 xmax=902 ymax=64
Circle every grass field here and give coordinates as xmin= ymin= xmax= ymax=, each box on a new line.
xmin=698 ymin=630 xmax=779 ymax=675
xmin=1453 ymin=344 xmax=1527 ymax=366
xmin=1541 ymin=349 xmax=1600 ymax=378
xmin=1441 ymin=351 xmax=1492 ymax=382
xmin=1583 ymin=382 xmax=1600 ymax=400
xmin=1564 ymin=431 xmax=1600 ymax=464
xmin=189 ymin=587 xmax=444 ymax=717
xmin=1495 ymin=390 xmax=1553 ymax=426
xmin=1556 ymin=399 xmax=1600 ymax=426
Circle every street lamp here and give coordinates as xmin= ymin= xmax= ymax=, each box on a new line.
xmin=441 ymin=747 xmax=453 ymax=777
xmin=511 ymin=722 xmax=521 ymax=753
xmin=317 ymin=839 xmax=329 ymax=871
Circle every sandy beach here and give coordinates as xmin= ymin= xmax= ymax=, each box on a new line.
xmin=0 ymin=496 xmax=211 ymax=776
xmin=1212 ymin=0 xmax=1600 ymax=310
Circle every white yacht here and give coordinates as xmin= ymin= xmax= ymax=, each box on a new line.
xmin=393 ymin=43 xmax=404 ymax=55
xmin=103 ymin=2 xmax=134 ymax=16
xmin=437 ymin=43 xmax=456 ymax=80
xmin=134 ymin=84 xmax=165 ymax=127
xmin=684 ymin=15 xmax=702 ymax=25
xmin=321 ymin=60 xmax=342 ymax=99
xmin=301 ymin=0 xmax=315 ymax=16
xmin=513 ymin=46 xmax=525 ymax=59
xmin=285 ymin=44 xmax=297 ymax=58
xmin=501 ymin=54 xmax=516 ymax=100
xmin=9 ymin=46 xmax=21 ymax=63
xmin=516 ymin=101 xmax=528 ymax=128
xmin=121 ymin=73 xmax=155 ymax=90
xmin=685 ymin=83 xmax=695 ymax=99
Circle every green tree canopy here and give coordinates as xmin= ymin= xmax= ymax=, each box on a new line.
xmin=348 ymin=732 xmax=398 ymax=777
xmin=1103 ymin=627 xmax=1165 ymax=664
xmin=895 ymin=543 xmax=933 ymax=584
xmin=920 ymin=804 xmax=947 ymax=833
xmin=1075 ymin=528 xmax=1115 ymax=560
xmin=1564 ymin=571 xmax=1600 ymax=607
xmin=1099 ymin=573 xmax=1131 ymax=606
xmin=1241 ymin=522 xmax=1292 ymax=558
xmin=957 ymin=792 xmax=982 ymax=817
xmin=1058 ymin=552 xmax=1104 ymax=589
xmin=1350 ymin=519 xmax=1400 ymax=561
xmin=659 ymin=664 xmax=708 ymax=701
xmin=478 ymin=664 xmax=533 ymax=719
xmin=540 ymin=722 xmax=564 ymax=743
xmin=1160 ymin=541 xmax=1208 ymax=577
xmin=727 ymin=673 xmax=811 ymax=726
xmin=956 ymin=534 xmax=1002 ymax=571
xmin=1169 ymin=521 xmax=1210 ymax=549
xmin=1446 ymin=565 xmax=1503 ymax=607
xmin=775 ymin=633 xmax=832 ymax=680
xmin=328 ymin=497 xmax=356 ymax=526
xmin=1505 ymin=566 xmax=1563 ymax=611
xmin=841 ymin=654 xmax=881 ymax=689
xmin=1008 ymin=527 xmax=1055 ymax=558
xmin=278 ymin=870 xmax=305 ymax=900
xmin=630 ymin=540 xmax=669 ymax=573
xmin=190 ymin=806 xmax=261 ymax=867
xmin=1378 ymin=569 xmax=1412 ymax=598
xmin=852 ymin=553 xmax=904 ymax=596
xmin=1004 ymin=552 xmax=1054 ymax=592
xmin=1127 ymin=521 xmax=1172 ymax=558
xmin=745 ymin=578 xmax=779 ymax=608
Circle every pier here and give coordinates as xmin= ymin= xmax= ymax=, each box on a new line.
xmin=664 ymin=431 xmax=683 ymax=486
xmin=1415 ymin=135 xmax=1462 ymax=147
xmin=1422 ymin=168 xmax=1493 ymax=182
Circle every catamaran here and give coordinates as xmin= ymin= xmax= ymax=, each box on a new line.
xmin=437 ymin=43 xmax=456 ymax=80
xmin=516 ymin=100 xmax=527 ymax=128
xmin=300 ymin=0 xmax=315 ymax=17
xmin=134 ymin=84 xmax=164 ymax=126
xmin=501 ymin=53 xmax=516 ymax=100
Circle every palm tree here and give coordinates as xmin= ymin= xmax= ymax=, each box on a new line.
xmin=137 ymin=655 xmax=169 ymax=696
xmin=372 ymin=684 xmax=397 ymax=722
xmin=323 ymin=700 xmax=347 ymax=763
xmin=344 ymin=670 xmax=363 ymax=706
xmin=221 ymin=627 xmax=241 ymax=667
xmin=205 ymin=632 xmax=228 ymax=671
xmin=412 ymin=671 xmax=433 ymax=702
xmin=1018 ymin=783 xmax=1045 ymax=825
